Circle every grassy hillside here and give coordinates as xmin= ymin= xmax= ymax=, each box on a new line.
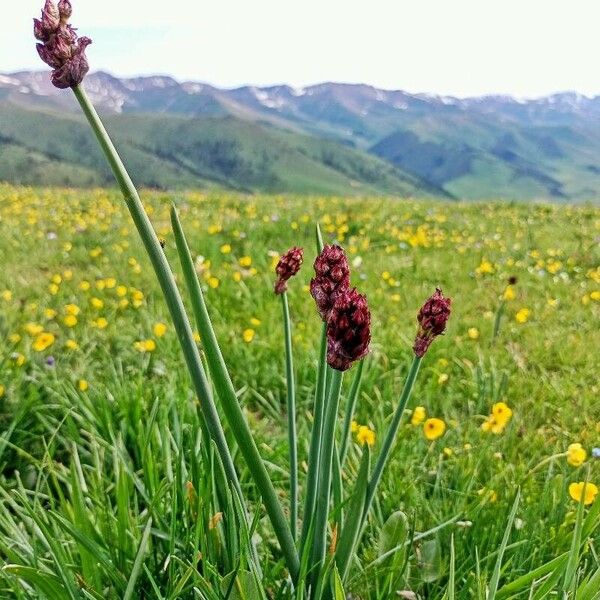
xmin=0 ymin=102 xmax=444 ymax=197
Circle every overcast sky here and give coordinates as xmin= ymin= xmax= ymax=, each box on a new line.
xmin=4 ymin=0 xmax=599 ymax=97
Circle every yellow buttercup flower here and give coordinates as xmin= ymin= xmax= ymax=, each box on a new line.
xmin=492 ymin=402 xmax=513 ymax=424
xmin=220 ymin=244 xmax=232 ymax=254
xmin=24 ymin=322 xmax=44 ymax=336
xmin=65 ymin=339 xmax=79 ymax=350
xmin=78 ymin=379 xmax=89 ymax=392
xmin=567 ymin=443 xmax=587 ymax=467
xmin=423 ymin=418 xmax=446 ymax=441
xmin=44 ymin=308 xmax=57 ymax=319
xmin=64 ymin=315 xmax=78 ymax=327
xmin=515 ymin=308 xmax=530 ymax=323
xmin=468 ymin=327 xmax=480 ymax=340
xmin=134 ymin=339 xmax=156 ymax=352
xmin=476 ymin=259 xmax=495 ymax=275
xmin=411 ymin=406 xmax=426 ymax=426
xmin=93 ymin=318 xmax=108 ymax=329
xmin=32 ymin=332 xmax=55 ymax=352
xmin=65 ymin=304 xmax=80 ymax=316
xmin=503 ymin=285 xmax=516 ymax=301
xmin=153 ymin=322 xmax=167 ymax=337
xmin=356 ymin=425 xmax=376 ymax=446
xmin=350 ymin=420 xmax=359 ymax=433
xmin=90 ymin=297 xmax=104 ymax=310
xmin=243 ymin=328 xmax=255 ymax=343
xmin=569 ymin=482 xmax=598 ymax=505
xmin=208 ymin=276 xmax=220 ymax=289
xmin=239 ymin=256 xmax=252 ymax=268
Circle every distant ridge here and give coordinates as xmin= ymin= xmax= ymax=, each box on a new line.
xmin=1 ymin=71 xmax=599 ymax=200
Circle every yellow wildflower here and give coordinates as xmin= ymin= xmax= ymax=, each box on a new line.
xmin=78 ymin=379 xmax=89 ymax=392
xmin=569 ymin=482 xmax=598 ymax=506
xmin=32 ymin=332 xmax=55 ymax=352
xmin=468 ymin=327 xmax=480 ymax=340
xmin=411 ymin=406 xmax=426 ymax=426
xmin=503 ymin=285 xmax=516 ymax=301
xmin=134 ymin=339 xmax=156 ymax=352
xmin=243 ymin=328 xmax=255 ymax=343
xmin=64 ymin=315 xmax=78 ymax=327
xmin=515 ymin=308 xmax=530 ymax=323
xmin=153 ymin=322 xmax=167 ymax=337
xmin=239 ymin=256 xmax=252 ymax=268
xmin=423 ymin=418 xmax=446 ymax=441
xmin=356 ymin=425 xmax=376 ymax=446
xmin=567 ymin=443 xmax=587 ymax=467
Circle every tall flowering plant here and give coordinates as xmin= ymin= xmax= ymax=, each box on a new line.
xmin=31 ymin=2 xmax=452 ymax=597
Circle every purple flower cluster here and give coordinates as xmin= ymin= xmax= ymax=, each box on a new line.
xmin=413 ymin=288 xmax=452 ymax=357
xmin=310 ymin=245 xmax=371 ymax=371
xmin=34 ymin=0 xmax=91 ymax=89
xmin=309 ymin=245 xmax=350 ymax=321
xmin=274 ymin=247 xmax=304 ymax=294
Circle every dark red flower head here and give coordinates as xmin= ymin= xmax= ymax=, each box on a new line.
xmin=326 ymin=287 xmax=371 ymax=371
xmin=274 ymin=246 xmax=304 ymax=294
xmin=310 ymin=244 xmax=350 ymax=320
xmin=34 ymin=0 xmax=91 ymax=89
xmin=413 ymin=287 xmax=452 ymax=358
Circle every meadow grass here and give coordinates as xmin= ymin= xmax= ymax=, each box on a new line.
xmin=0 ymin=183 xmax=599 ymax=598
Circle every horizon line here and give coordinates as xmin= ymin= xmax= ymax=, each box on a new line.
xmin=4 ymin=69 xmax=600 ymax=102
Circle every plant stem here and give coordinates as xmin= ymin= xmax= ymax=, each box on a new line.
xmin=281 ymin=292 xmax=298 ymax=541
xmin=170 ymin=205 xmax=299 ymax=579
xmin=339 ymin=359 xmax=364 ymax=466
xmin=71 ymin=85 xmax=241 ymax=494
xmin=300 ymin=324 xmax=328 ymax=557
xmin=310 ymin=368 xmax=344 ymax=595
xmin=364 ymin=355 xmax=422 ymax=516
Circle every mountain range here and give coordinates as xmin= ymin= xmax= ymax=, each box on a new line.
xmin=1 ymin=71 xmax=599 ymax=200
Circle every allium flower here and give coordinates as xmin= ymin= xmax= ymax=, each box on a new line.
xmin=34 ymin=0 xmax=92 ymax=89
xmin=413 ymin=288 xmax=452 ymax=358
xmin=310 ymin=244 xmax=350 ymax=320
xmin=326 ymin=287 xmax=371 ymax=371
xmin=274 ymin=247 xmax=303 ymax=294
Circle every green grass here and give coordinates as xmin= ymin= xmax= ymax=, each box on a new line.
xmin=0 ymin=184 xmax=599 ymax=598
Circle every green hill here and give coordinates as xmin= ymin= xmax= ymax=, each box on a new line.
xmin=0 ymin=102 xmax=445 ymax=197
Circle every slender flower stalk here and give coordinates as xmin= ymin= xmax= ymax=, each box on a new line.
xmin=339 ymin=359 xmax=365 ymax=466
xmin=71 ymin=85 xmax=242 ymax=492
xmin=282 ymin=289 xmax=298 ymax=540
xmin=274 ymin=246 xmax=303 ymax=540
xmin=309 ymin=368 xmax=344 ymax=592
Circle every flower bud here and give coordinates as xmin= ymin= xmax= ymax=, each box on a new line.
xmin=58 ymin=0 xmax=72 ymax=20
xmin=326 ymin=287 xmax=371 ymax=371
xmin=34 ymin=0 xmax=92 ymax=89
xmin=274 ymin=247 xmax=304 ymax=294
xmin=310 ymin=244 xmax=350 ymax=320
xmin=413 ymin=288 xmax=452 ymax=357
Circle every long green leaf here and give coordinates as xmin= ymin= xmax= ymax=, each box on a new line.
xmin=170 ymin=204 xmax=299 ymax=579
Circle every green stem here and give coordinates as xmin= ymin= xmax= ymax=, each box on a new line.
xmin=71 ymin=85 xmax=239 ymax=490
xmin=364 ymin=356 xmax=422 ymax=516
xmin=281 ymin=292 xmax=298 ymax=541
xmin=299 ymin=324 xmax=328 ymax=558
xmin=310 ymin=368 xmax=344 ymax=594
xmin=339 ymin=360 xmax=364 ymax=466
xmin=170 ymin=205 xmax=299 ymax=579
